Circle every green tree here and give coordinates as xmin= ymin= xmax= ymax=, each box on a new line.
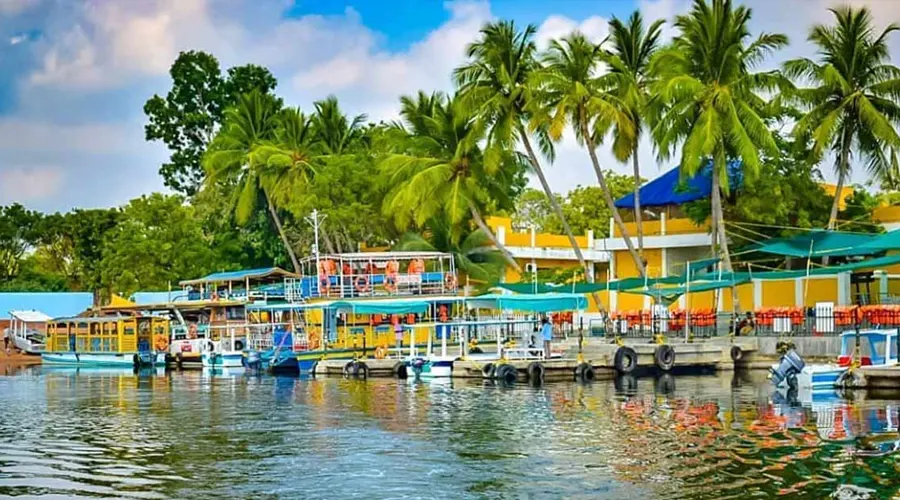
xmin=598 ymin=11 xmax=664 ymax=252
xmin=563 ymin=174 xmax=637 ymax=237
xmin=0 ymin=204 xmax=41 ymax=282
xmin=204 ymin=90 xmax=304 ymax=272
xmin=650 ymin=0 xmax=788 ymax=273
xmin=784 ymin=6 xmax=900 ymax=229
xmin=311 ymin=96 xmax=367 ymax=156
xmin=144 ymin=50 xmax=279 ymax=195
xmin=454 ymin=21 xmax=597 ymax=282
xmin=838 ymin=187 xmax=883 ymax=234
xmin=381 ymin=91 xmax=526 ymax=271
xmin=100 ymin=194 xmax=218 ymax=297
xmin=511 ymin=187 xmax=562 ymax=233
xmin=535 ymin=31 xmax=645 ymax=276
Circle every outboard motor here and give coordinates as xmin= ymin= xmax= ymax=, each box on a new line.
xmin=411 ymin=357 xmax=427 ymax=377
xmin=245 ymin=350 xmax=261 ymax=369
xmin=770 ymin=349 xmax=805 ymax=387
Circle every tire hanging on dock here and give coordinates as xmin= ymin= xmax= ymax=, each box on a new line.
xmin=342 ymin=361 xmax=355 ymax=378
xmin=575 ymin=362 xmax=595 ymax=382
xmin=496 ymin=364 xmax=517 ymax=384
xmin=614 ymin=346 xmax=638 ymax=374
xmin=353 ymin=361 xmax=369 ymax=380
xmin=654 ymin=345 xmax=676 ymax=372
xmin=481 ymin=363 xmax=495 ymax=379
xmin=526 ymin=362 xmax=545 ymax=385
xmin=730 ymin=345 xmax=743 ymax=362
xmin=392 ymin=361 xmax=408 ymax=379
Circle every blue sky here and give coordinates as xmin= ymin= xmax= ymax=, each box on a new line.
xmin=0 ymin=0 xmax=896 ymax=212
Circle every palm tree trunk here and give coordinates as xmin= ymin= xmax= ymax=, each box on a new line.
xmin=579 ymin=117 xmax=646 ymax=278
xmin=711 ymin=164 xmax=740 ymax=315
xmin=824 ymin=132 xmax=851 ymax=266
xmin=320 ymin=228 xmax=337 ymax=255
xmin=469 ymin=204 xmax=523 ymax=274
xmin=518 ymin=127 xmax=593 ymax=281
xmin=263 ymin=190 xmax=301 ymax=273
xmin=632 ymin=146 xmax=644 ymax=254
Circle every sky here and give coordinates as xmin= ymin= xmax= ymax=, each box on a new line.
xmin=0 ymin=0 xmax=897 ymax=213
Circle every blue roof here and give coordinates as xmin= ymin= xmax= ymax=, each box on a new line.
xmin=0 ymin=292 xmax=93 ymax=320
xmin=615 ymin=160 xmax=744 ymax=208
xmin=179 ymin=267 xmax=297 ymax=285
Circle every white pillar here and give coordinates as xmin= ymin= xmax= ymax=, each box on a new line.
xmin=753 ymin=279 xmax=762 ymax=310
xmin=660 ymin=212 xmax=667 ymax=236
xmin=661 ymin=248 xmax=668 ymax=277
xmin=837 ymin=272 xmax=850 ymax=305
xmin=497 ymin=224 xmax=506 ymax=245
xmin=609 ymin=257 xmax=618 ymax=312
xmin=795 ymin=277 xmax=804 ymax=307
xmin=878 ymin=270 xmax=888 ymax=304
xmin=609 ymin=217 xmax=615 ymax=239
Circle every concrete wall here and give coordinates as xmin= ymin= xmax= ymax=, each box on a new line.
xmin=756 ymin=336 xmax=842 ymax=358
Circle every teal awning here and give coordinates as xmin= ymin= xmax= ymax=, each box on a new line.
xmin=468 ymin=293 xmax=587 ymax=312
xmin=748 ymin=230 xmax=880 ymax=258
xmin=687 ymin=258 xmax=720 ymax=274
xmin=856 ymin=229 xmax=900 ymax=252
xmin=621 ymin=278 xmax=752 ymax=303
xmin=331 ymin=299 xmax=431 ymax=315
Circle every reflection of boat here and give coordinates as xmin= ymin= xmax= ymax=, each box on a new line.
xmin=773 ymin=329 xmax=898 ymax=400
xmin=40 ymin=365 xmax=166 ymax=376
xmin=5 ymin=310 xmax=51 ymax=354
xmin=43 ymin=316 xmax=168 ymax=367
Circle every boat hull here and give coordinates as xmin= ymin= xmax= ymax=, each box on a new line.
xmin=408 ymin=357 xmax=455 ymax=378
xmin=201 ymin=352 xmax=244 ymax=368
xmin=42 ymin=351 xmax=166 ymax=367
xmin=12 ymin=337 xmax=44 ymax=355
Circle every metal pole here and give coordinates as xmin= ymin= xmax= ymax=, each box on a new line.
xmin=685 ymin=261 xmax=691 ymax=342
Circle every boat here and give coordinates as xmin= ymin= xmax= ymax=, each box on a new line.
xmin=42 ymin=315 xmax=168 ymax=367
xmin=772 ymin=329 xmax=899 ymax=399
xmin=5 ymin=310 xmax=51 ymax=354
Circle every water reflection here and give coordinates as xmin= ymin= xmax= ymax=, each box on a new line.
xmin=0 ymin=368 xmax=898 ymax=498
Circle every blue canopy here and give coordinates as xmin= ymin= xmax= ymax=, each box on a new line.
xmin=615 ymin=161 xmax=743 ymax=208
xmin=467 ymin=293 xmax=587 ymax=312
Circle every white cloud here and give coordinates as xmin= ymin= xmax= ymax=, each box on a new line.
xmin=0 ymin=119 xmax=136 ymax=154
xmin=535 ymin=14 xmax=610 ymax=49
xmin=0 ymin=166 xmax=64 ymax=203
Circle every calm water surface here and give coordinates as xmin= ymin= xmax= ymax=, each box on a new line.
xmin=0 ymin=368 xmax=899 ymax=499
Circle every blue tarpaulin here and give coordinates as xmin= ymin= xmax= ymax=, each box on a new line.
xmin=615 ymin=160 xmax=744 ymax=208
xmin=467 ymin=293 xmax=587 ymax=312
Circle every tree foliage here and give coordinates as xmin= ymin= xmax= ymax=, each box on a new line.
xmin=144 ymin=50 xmax=279 ymax=196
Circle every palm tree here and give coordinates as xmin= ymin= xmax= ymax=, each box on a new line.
xmin=534 ymin=31 xmax=646 ymax=277
xmin=204 ymin=90 xmax=304 ymax=272
xmin=311 ymin=96 xmax=367 ymax=155
xmin=598 ymin=11 xmax=665 ymax=253
xmin=395 ymin=219 xmax=507 ymax=288
xmin=381 ymin=91 xmax=525 ymax=272
xmin=650 ymin=0 xmax=788 ymax=274
xmin=785 ymin=6 xmax=900 ymax=231
xmin=454 ymin=21 xmax=598 ymax=283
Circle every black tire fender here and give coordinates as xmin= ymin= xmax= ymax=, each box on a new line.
xmin=355 ymin=361 xmax=369 ymax=380
xmin=497 ymin=364 xmax=517 ymax=384
xmin=614 ymin=346 xmax=638 ymax=374
xmin=576 ymin=362 xmax=595 ymax=382
xmin=730 ymin=345 xmax=743 ymax=362
xmin=392 ymin=362 xmax=408 ymax=379
xmin=481 ymin=362 xmax=495 ymax=379
xmin=343 ymin=361 xmax=355 ymax=378
xmin=526 ymin=362 xmax=545 ymax=383
xmin=654 ymin=345 xmax=676 ymax=372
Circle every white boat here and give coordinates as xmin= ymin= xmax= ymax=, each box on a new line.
xmin=200 ymin=337 xmax=245 ymax=368
xmin=773 ymin=329 xmax=899 ymax=400
xmin=5 ymin=310 xmax=51 ymax=354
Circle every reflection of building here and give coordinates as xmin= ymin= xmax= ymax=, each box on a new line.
xmin=488 ymin=165 xmax=900 ymax=313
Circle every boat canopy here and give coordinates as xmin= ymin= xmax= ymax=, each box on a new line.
xmin=467 ymin=293 xmax=586 ymax=313
xmin=330 ymin=298 xmax=433 ymax=314
xmin=9 ymin=310 xmax=52 ymax=323
xmin=301 ymin=251 xmax=452 ymax=263
xmin=179 ymin=267 xmax=298 ymax=285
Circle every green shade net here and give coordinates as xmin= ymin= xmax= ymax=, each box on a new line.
xmin=686 ymin=258 xmax=720 ymax=274
xmin=856 ymin=229 xmax=900 ymax=252
xmin=468 ymin=293 xmax=587 ymax=312
xmin=621 ymin=278 xmax=752 ymax=305
xmin=330 ymin=299 xmax=431 ymax=314
xmin=748 ymin=230 xmax=880 ymax=257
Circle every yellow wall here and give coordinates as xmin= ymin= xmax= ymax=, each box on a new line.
xmin=874 ymin=205 xmax=900 ymax=224
xmin=614 ymin=217 xmax=710 ymax=237
xmin=801 ymin=278 xmax=837 ymax=307
xmin=762 ymin=280 xmax=796 ymax=308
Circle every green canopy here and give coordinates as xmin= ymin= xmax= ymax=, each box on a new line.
xmin=621 ymin=278 xmax=752 ymax=305
xmin=748 ymin=230 xmax=880 ymax=258
xmin=495 ymin=276 xmax=685 ymax=294
xmin=856 ymin=229 xmax=900 ymax=252
xmin=330 ymin=299 xmax=431 ymax=314
xmin=686 ymin=258 xmax=720 ymax=274
xmin=468 ymin=293 xmax=587 ymax=312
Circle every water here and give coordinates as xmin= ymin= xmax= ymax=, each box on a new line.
xmin=0 ymin=369 xmax=898 ymax=499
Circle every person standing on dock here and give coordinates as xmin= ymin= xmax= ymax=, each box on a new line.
xmin=541 ymin=317 xmax=553 ymax=359
xmin=394 ymin=318 xmax=404 ymax=359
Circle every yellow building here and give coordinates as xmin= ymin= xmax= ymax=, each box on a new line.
xmin=486 ymin=168 xmax=900 ymax=314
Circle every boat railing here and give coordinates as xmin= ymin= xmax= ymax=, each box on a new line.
xmin=246 ymin=321 xmax=311 ymax=352
xmin=284 ymin=271 xmax=458 ymax=301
